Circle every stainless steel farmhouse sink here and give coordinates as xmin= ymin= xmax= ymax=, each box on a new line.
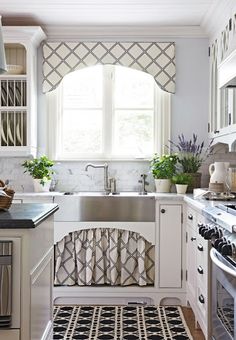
xmin=54 ymin=194 xmax=155 ymax=222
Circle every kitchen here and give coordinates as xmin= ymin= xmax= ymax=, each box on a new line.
xmin=0 ymin=1 xmax=236 ymax=339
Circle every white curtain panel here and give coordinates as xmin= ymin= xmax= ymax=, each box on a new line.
xmin=42 ymin=41 xmax=175 ymax=93
xmin=54 ymin=228 xmax=155 ymax=286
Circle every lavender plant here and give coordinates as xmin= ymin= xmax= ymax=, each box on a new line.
xmin=169 ymin=133 xmax=212 ymax=173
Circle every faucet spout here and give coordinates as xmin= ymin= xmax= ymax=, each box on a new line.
xmin=85 ymin=163 xmax=110 ymax=193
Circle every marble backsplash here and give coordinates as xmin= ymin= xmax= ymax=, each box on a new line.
xmin=0 ymin=158 xmax=154 ymax=193
xmin=1 ymin=149 xmax=236 ymax=193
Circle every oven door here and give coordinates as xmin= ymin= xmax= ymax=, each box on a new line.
xmin=210 ymin=248 xmax=236 ymax=340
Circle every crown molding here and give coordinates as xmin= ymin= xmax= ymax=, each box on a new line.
xmin=44 ymin=25 xmax=208 ymax=41
xmin=2 ymin=26 xmax=46 ymax=46
xmin=201 ymin=0 xmax=235 ymax=39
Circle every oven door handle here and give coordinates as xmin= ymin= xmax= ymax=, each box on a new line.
xmin=210 ymin=248 xmax=236 ymax=278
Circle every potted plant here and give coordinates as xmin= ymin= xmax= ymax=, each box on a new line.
xmin=172 ymin=173 xmax=192 ymax=194
xmin=168 ymin=133 xmax=212 ymax=192
xmin=150 ymin=154 xmax=178 ymax=193
xmin=22 ymin=155 xmax=55 ymax=192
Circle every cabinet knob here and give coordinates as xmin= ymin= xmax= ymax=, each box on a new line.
xmin=161 ymin=209 xmax=166 ymax=213
xmin=197 ymin=266 xmax=204 ymax=274
xmin=188 ymin=214 xmax=193 ymax=220
xmin=191 ymin=237 xmax=196 ymax=241
xmin=198 ymin=294 xmax=205 ymax=304
xmin=197 ymin=244 xmax=203 ymax=251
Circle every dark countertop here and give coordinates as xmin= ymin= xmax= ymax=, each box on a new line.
xmin=0 ymin=203 xmax=59 ymax=229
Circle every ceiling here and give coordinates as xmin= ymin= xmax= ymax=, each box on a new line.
xmin=0 ymin=0 xmax=229 ymax=37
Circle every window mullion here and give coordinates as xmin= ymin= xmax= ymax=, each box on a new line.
xmin=103 ymin=65 xmax=113 ymax=157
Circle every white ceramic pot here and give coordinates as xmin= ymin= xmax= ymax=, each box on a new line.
xmin=33 ymin=179 xmax=51 ymax=192
xmin=154 ymin=179 xmax=171 ymax=193
xmin=176 ymin=184 xmax=188 ymax=194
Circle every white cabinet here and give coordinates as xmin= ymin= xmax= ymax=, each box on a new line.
xmin=0 ymin=330 xmax=20 ymax=340
xmin=186 ymin=204 xmax=211 ymax=339
xmin=186 ymin=207 xmax=197 ymax=308
xmin=208 ymin=9 xmax=236 ymax=148
xmin=158 ymin=204 xmax=182 ymax=288
xmin=0 ymin=27 xmax=46 ymax=156
xmin=0 ymin=215 xmax=54 ymax=340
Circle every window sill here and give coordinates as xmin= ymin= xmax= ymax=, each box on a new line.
xmin=53 ymin=158 xmax=151 ymax=162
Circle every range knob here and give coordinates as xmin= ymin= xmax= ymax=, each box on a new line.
xmin=199 ymin=226 xmax=206 ymax=235
xmin=221 ymin=244 xmax=232 ymax=256
xmin=214 ymin=238 xmax=224 ymax=249
xmin=211 ymin=230 xmax=220 ymax=240
xmin=200 ymin=227 xmax=207 ymax=237
xmin=217 ymin=241 xmax=228 ymax=253
xmin=204 ymin=228 xmax=216 ymax=240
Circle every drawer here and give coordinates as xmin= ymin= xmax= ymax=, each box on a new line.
xmin=196 ymin=236 xmax=210 ymax=269
xmin=196 ymin=287 xmax=209 ymax=339
xmin=196 ymin=263 xmax=208 ymax=292
xmin=197 ymin=287 xmax=207 ymax=314
xmin=0 ymin=329 xmax=20 ymax=340
xmin=186 ymin=206 xmax=197 ymax=228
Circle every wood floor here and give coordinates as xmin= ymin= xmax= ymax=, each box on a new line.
xmin=181 ymin=307 xmax=205 ymax=340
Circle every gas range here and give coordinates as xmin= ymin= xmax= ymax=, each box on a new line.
xmin=201 ymin=203 xmax=236 ymax=267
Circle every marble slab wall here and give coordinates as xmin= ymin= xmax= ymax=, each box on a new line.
xmin=1 ymin=149 xmax=236 ymax=193
xmin=0 ymin=158 xmax=154 ymax=193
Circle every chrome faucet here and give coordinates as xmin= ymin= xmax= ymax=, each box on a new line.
xmin=85 ymin=163 xmax=111 ymax=194
xmin=138 ymin=173 xmax=149 ymax=195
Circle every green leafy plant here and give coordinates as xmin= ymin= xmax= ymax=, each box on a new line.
xmin=150 ymin=154 xmax=178 ymax=179
xmin=168 ymin=133 xmax=213 ymax=173
xmin=172 ymin=173 xmax=193 ymax=185
xmin=22 ymin=156 xmax=54 ymax=186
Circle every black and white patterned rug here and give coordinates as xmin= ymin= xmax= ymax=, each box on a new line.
xmin=53 ymin=305 xmax=193 ymax=339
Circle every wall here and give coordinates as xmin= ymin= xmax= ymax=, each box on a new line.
xmin=0 ymin=37 xmax=210 ymax=193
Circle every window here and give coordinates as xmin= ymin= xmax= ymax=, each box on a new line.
xmin=47 ymin=65 xmax=170 ymax=160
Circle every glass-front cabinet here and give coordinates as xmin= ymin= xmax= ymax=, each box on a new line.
xmin=209 ymin=38 xmax=236 ymax=149
xmin=0 ymin=27 xmax=46 ymax=156
xmin=220 ymin=86 xmax=236 ymax=129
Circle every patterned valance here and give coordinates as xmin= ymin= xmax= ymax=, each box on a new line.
xmin=42 ymin=41 xmax=176 ymax=93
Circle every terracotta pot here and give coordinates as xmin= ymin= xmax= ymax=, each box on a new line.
xmin=154 ymin=179 xmax=171 ymax=193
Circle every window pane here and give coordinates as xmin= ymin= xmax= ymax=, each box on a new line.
xmin=114 ymin=66 xmax=154 ymax=108
xmin=62 ymin=109 xmax=102 ymax=154
xmin=63 ymin=66 xmax=103 ymax=108
xmin=113 ymin=110 xmax=153 ymax=157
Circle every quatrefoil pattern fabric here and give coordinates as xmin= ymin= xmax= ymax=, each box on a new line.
xmin=42 ymin=41 xmax=175 ymax=93
xmin=54 ymin=228 xmax=155 ymax=286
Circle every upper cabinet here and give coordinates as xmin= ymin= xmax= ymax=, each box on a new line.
xmin=209 ymin=8 xmax=236 ymax=150
xmin=0 ymin=27 xmax=46 ymax=156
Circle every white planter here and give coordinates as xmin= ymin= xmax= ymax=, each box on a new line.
xmin=154 ymin=179 xmax=171 ymax=193
xmin=33 ymin=179 xmax=51 ymax=192
xmin=176 ymin=184 xmax=188 ymax=194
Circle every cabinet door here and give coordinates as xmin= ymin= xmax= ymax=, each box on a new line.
xmin=159 ymin=204 xmax=182 ymax=288
xmin=186 ymin=223 xmax=197 ymax=306
xmin=0 ymin=329 xmax=20 ymax=340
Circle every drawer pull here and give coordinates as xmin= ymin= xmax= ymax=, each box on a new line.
xmin=197 ymin=266 xmax=204 ymax=274
xmin=188 ymin=214 xmax=193 ymax=220
xmin=161 ymin=209 xmax=166 ymax=214
xmin=198 ymin=244 xmax=203 ymax=251
xmin=191 ymin=237 xmax=196 ymax=241
xmin=199 ymin=294 xmax=205 ymax=304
